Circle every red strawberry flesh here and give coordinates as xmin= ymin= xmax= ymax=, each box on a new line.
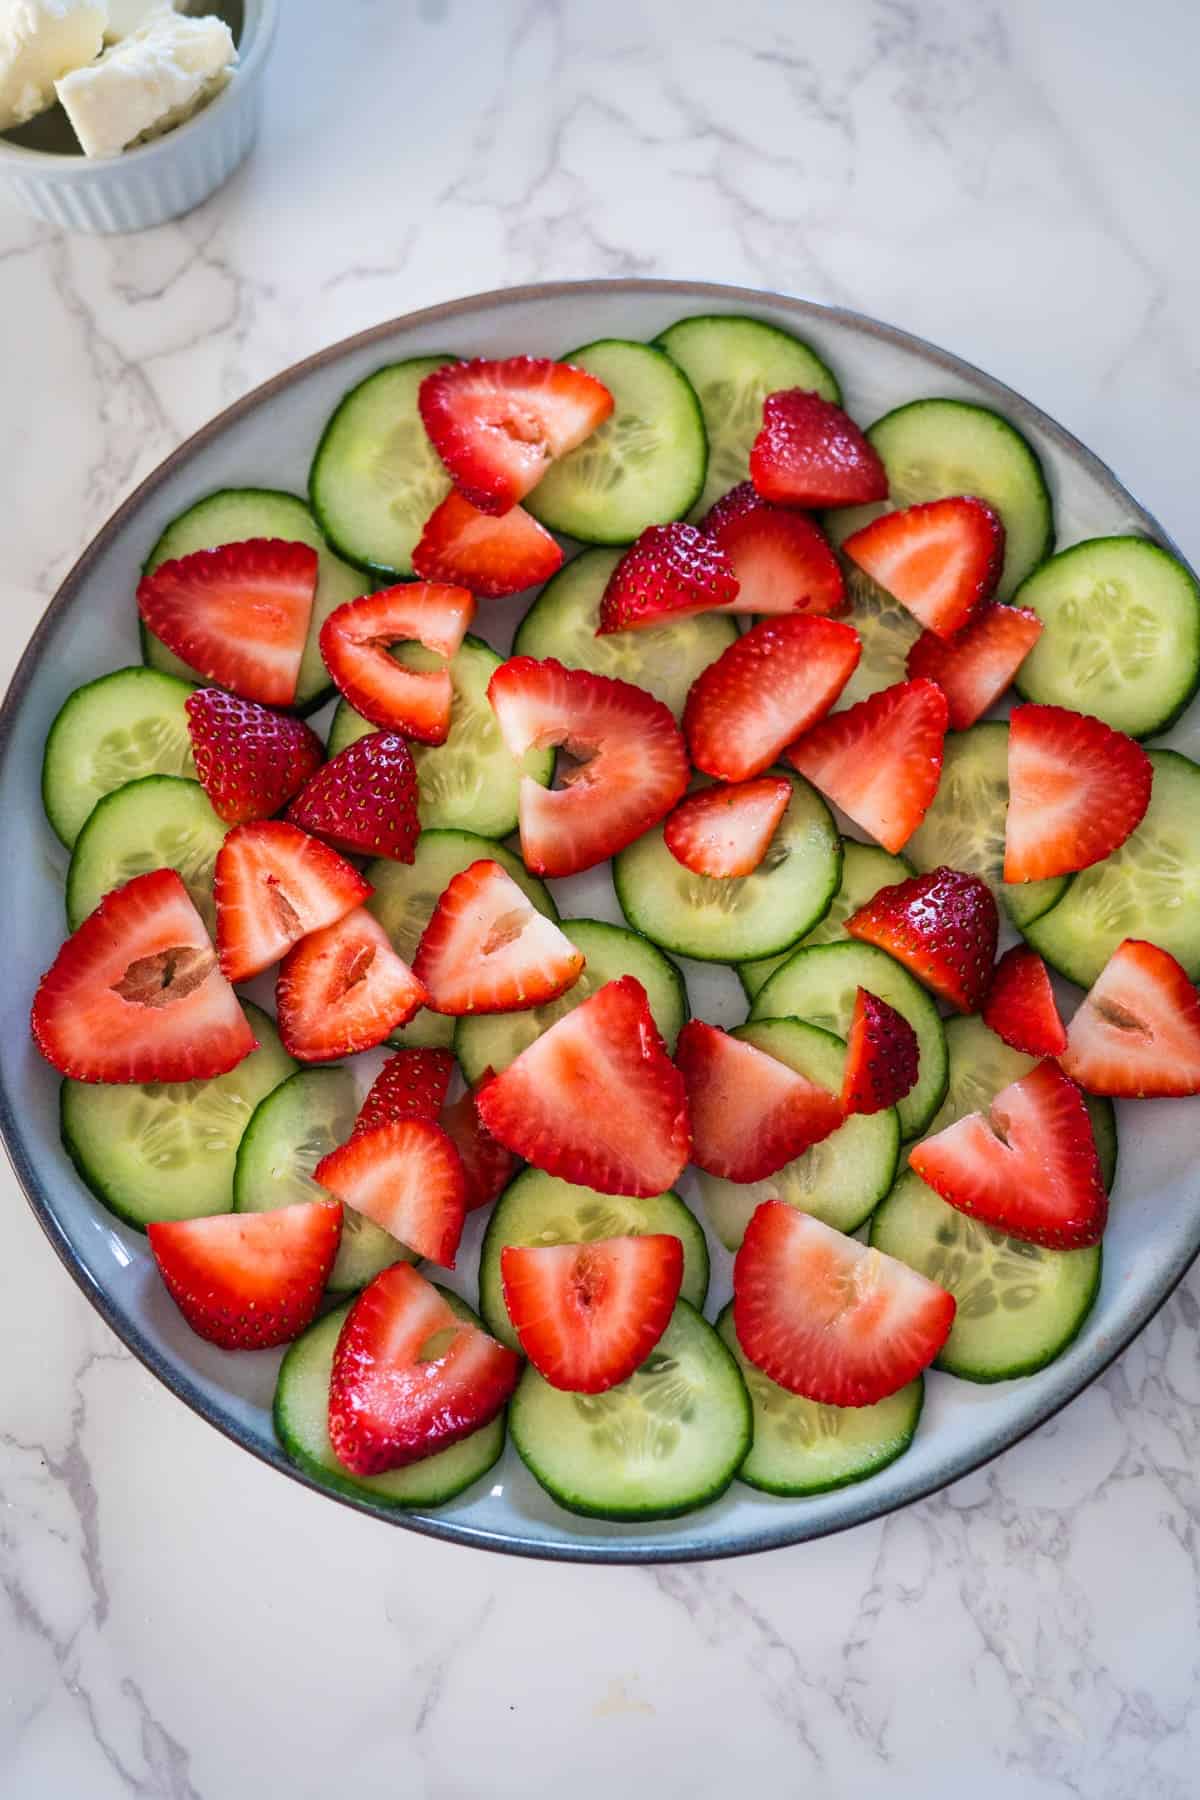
xmin=1061 ymin=938 xmax=1200 ymax=1098
xmin=842 ymin=497 xmax=1005 ymax=639
xmin=906 ymin=604 xmax=1043 ymax=730
xmin=214 ymin=820 xmax=372 ymax=983
xmin=701 ymin=482 xmax=846 ymax=616
xmin=749 ymin=391 xmax=888 ymax=509
xmin=412 ymin=858 xmax=585 ymax=1015
xmin=148 ymin=1200 xmax=342 ymax=1350
xmin=786 ymin=678 xmax=948 ymax=854
xmin=276 ymin=906 xmax=426 ymax=1061
xmin=500 ymin=1234 xmax=684 ymax=1393
xmin=982 ymin=946 xmax=1067 ymax=1058
xmin=684 ymin=615 xmax=861 ymax=783
xmin=663 ymin=777 xmax=792 ymax=879
xmin=318 ymin=582 xmax=474 ymax=743
xmin=1004 ymin=703 xmax=1152 ymax=882
xmin=315 ymin=1117 xmax=466 ymax=1266
xmin=675 ymin=1020 xmax=842 ymax=1182
xmin=412 ymin=491 xmax=563 ymax=597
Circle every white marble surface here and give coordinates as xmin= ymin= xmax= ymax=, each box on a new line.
xmin=3 ymin=2 xmax=1199 ymax=1794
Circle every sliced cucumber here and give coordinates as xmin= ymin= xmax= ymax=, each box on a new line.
xmin=1025 ymin=749 xmax=1200 ymax=986
xmin=613 ymin=773 xmax=840 ymax=963
xmin=1013 ymin=537 xmax=1200 ymax=739
xmin=833 ymin=567 xmax=924 ymax=710
xmin=716 ymin=1305 xmax=922 ymax=1496
xmin=512 ymin=547 xmax=737 ymax=717
xmin=698 ymin=1019 xmax=899 ymax=1250
xmin=509 ymin=1299 xmax=751 ymax=1521
xmin=870 ymin=1170 xmax=1101 ymax=1383
xmin=65 ymin=774 xmax=226 ymax=934
xmin=61 ymin=1003 xmax=294 ymax=1229
xmin=478 ymin=1169 xmax=709 ymax=1352
xmin=739 ymin=839 xmax=913 ymax=1000
xmin=274 ymin=1290 xmax=506 ymax=1509
xmin=654 ymin=313 xmax=840 ymax=517
xmin=142 ymin=488 xmax=367 ymax=712
xmin=324 ymin=635 xmax=554 ymax=839
xmin=750 ymin=940 xmax=948 ymax=1138
xmin=308 ymin=356 xmax=456 ymax=578
xmin=455 ymin=918 xmax=688 ymax=1086
xmin=42 ymin=667 xmax=196 ymax=851
xmin=525 ymin=340 xmax=707 ymax=544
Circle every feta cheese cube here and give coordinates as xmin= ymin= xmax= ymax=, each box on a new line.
xmin=0 ymin=1 xmax=108 ymax=131
xmin=103 ymin=0 xmax=178 ymax=45
xmin=55 ymin=10 xmax=235 ymax=158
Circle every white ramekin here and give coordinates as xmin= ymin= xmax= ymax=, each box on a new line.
xmin=0 ymin=0 xmax=277 ymax=233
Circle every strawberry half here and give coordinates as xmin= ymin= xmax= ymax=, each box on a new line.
xmin=982 ymin=946 xmax=1067 ymax=1058
xmin=276 ymin=906 xmax=426 ymax=1061
xmin=418 ymin=356 xmax=614 ymax=515
xmin=352 ymin=1047 xmax=456 ymax=1137
xmin=733 ymin=1201 xmax=955 ymax=1404
xmin=700 ymin=482 xmax=845 ymax=615
xmin=31 ymin=869 xmax=255 ymax=1084
xmin=906 ymin=604 xmax=1043 ymax=729
xmin=213 ymin=820 xmax=372 ymax=984
xmin=1061 ymin=938 xmax=1200 ymax=1099
xmin=439 ymin=1073 xmax=518 ymax=1210
xmin=786 ymin=678 xmax=949 ymax=854
xmin=318 ymin=583 xmax=475 ymax=744
xmin=487 ymin=657 xmax=689 ymax=878
xmin=184 ymin=688 xmax=324 ymax=825
xmin=847 ymin=866 xmax=999 ymax=1013
xmin=683 ymin=615 xmax=861 ymax=783
xmin=841 ymin=986 xmax=921 ymax=1117
xmin=476 ymin=976 xmax=691 ymax=1199
xmin=596 ymin=522 xmax=739 ymax=633
xmin=412 ymin=491 xmax=564 ymax=597
xmin=1004 ymin=703 xmax=1153 ymax=882
xmin=500 ymin=1235 xmax=684 ymax=1393
xmin=663 ymin=776 xmax=792 ymax=879
xmin=842 ymin=497 xmax=1004 ymax=639
xmin=315 ymin=1118 xmax=466 ymax=1266
xmin=136 ymin=539 xmax=317 ymax=707
xmin=288 ymin=731 xmax=420 ymax=863
xmin=148 ymin=1200 xmax=342 ymax=1351
xmin=329 ymin=1263 xmax=519 ymax=1475
xmin=749 ymin=391 xmax=888 ymax=509
xmin=674 ymin=1020 xmax=842 ymax=1182
xmin=412 ymin=858 xmax=585 ymax=1015
xmin=908 ymin=1059 xmax=1108 ymax=1249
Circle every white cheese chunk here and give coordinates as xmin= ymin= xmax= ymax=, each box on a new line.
xmin=55 ymin=9 xmax=234 ymax=157
xmin=0 ymin=0 xmax=108 ymax=130
xmin=103 ymin=0 xmax=178 ymax=45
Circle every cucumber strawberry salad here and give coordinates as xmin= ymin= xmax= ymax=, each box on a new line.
xmin=30 ymin=315 xmax=1200 ymax=1526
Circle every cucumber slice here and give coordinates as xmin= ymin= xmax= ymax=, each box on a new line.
xmin=324 ymin=635 xmax=554 ymax=839
xmin=512 ymin=547 xmax=737 ymax=717
xmin=308 ymin=356 xmax=457 ymax=578
xmin=1013 ymin=537 xmax=1200 ymax=738
xmin=654 ymin=313 xmax=840 ymax=518
xmin=833 ymin=568 xmax=924 ymax=710
xmin=455 ymin=918 xmax=688 ymax=1086
xmin=42 ymin=666 xmax=197 ymax=851
xmin=61 ymin=1003 xmax=294 ymax=1229
xmin=613 ymin=773 xmax=840 ymax=963
xmin=65 ymin=774 xmax=226 ymax=934
xmin=1024 ymin=749 xmax=1200 ymax=986
xmin=739 ymin=839 xmax=913 ymax=1000
xmin=274 ymin=1290 xmax=506 ymax=1509
xmin=478 ymin=1169 xmax=709 ymax=1352
xmin=509 ymin=1299 xmax=751 ymax=1521
xmin=525 ymin=340 xmax=707 ymax=544
xmin=715 ymin=1305 xmax=923 ymax=1496
xmin=870 ymin=1170 xmax=1101 ymax=1382
xmin=366 ymin=830 xmax=557 ymax=1051
xmin=750 ymin=940 xmax=948 ymax=1139
xmin=698 ymin=1019 xmax=899 ymax=1250
xmin=142 ymin=488 xmax=367 ymax=712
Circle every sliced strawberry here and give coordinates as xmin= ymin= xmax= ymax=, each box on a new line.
xmin=315 ymin=1118 xmax=466 ymax=1265
xmin=213 ymin=820 xmax=371 ymax=984
xmin=841 ymin=986 xmax=920 ymax=1116
xmin=596 ymin=522 xmax=739 ymax=633
xmin=136 ymin=539 xmax=317 ymax=707
xmin=847 ymin=866 xmax=999 ymax=1013
xmin=749 ymin=391 xmax=888 ymax=509
xmin=184 ymin=688 xmax=324 ymax=826
xmin=675 ymin=1020 xmax=842 ymax=1182
xmin=786 ymin=678 xmax=948 ymax=854
xmin=288 ymin=731 xmax=420 ymax=863
xmin=418 ymin=355 xmax=614 ymax=515
xmin=318 ymin=583 xmax=475 ymax=744
xmin=148 ymin=1200 xmax=341 ymax=1350
xmin=487 ymin=657 xmax=689 ymax=878
xmin=476 ymin=976 xmax=691 ymax=1198
xmin=1004 ymin=703 xmax=1153 ymax=882
xmin=438 ymin=1072 xmax=518 ymax=1210
xmin=352 ymin=1047 xmax=456 ymax=1137
xmin=700 ymin=482 xmax=845 ymax=615
xmin=412 ymin=491 xmax=564 ymax=597
xmin=31 ymin=869 xmax=255 ymax=1084
xmin=664 ymin=777 xmax=792 ymax=879
xmin=842 ymin=497 xmax=1004 ymax=638
xmin=982 ymin=946 xmax=1067 ymax=1058
xmin=733 ymin=1201 xmax=955 ymax=1404
xmin=908 ymin=1059 xmax=1107 ymax=1249
xmin=500 ymin=1235 xmax=683 ymax=1393
xmin=683 ymin=616 xmax=861 ymax=783
xmin=276 ymin=907 xmax=426 ymax=1061
xmin=1061 ymin=938 xmax=1200 ymax=1098
xmin=412 ymin=858 xmax=585 ymax=1016
xmin=906 ymin=604 xmax=1043 ymax=729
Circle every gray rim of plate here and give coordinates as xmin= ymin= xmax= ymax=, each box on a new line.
xmin=1 ymin=278 xmax=1195 ymax=1565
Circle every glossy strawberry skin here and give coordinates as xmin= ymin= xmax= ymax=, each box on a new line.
xmin=841 ymin=987 xmax=921 ymax=1116
xmin=439 ymin=1073 xmax=518 ymax=1210
xmin=184 ymin=688 xmax=324 ymax=825
xmin=288 ymin=731 xmax=421 ymax=863
xmin=847 ymin=866 xmax=999 ymax=1014
xmin=353 ymin=1048 xmax=456 ymax=1136
xmin=749 ymin=391 xmax=888 ymax=509
xmin=596 ymin=522 xmax=739 ymax=632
